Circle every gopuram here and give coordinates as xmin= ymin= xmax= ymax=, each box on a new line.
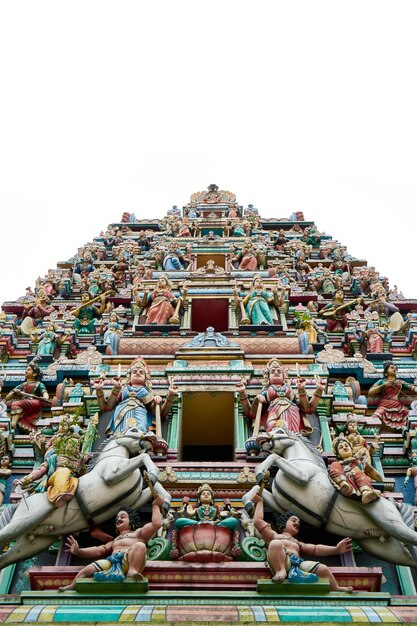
xmin=1 ymin=184 xmax=417 ymax=623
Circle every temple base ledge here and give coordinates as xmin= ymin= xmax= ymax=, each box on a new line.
xmin=257 ymin=578 xmax=330 ymax=595
xmin=75 ymin=578 xmax=149 ymax=594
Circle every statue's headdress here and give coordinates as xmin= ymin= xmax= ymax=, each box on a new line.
xmin=127 ymin=356 xmax=152 ymax=389
xmin=262 ymin=358 xmax=286 ymax=389
xmin=197 ymin=483 xmax=214 ymax=504
xmin=252 ymin=273 xmax=263 ymax=287
xmin=332 ymin=435 xmax=352 ymax=457
xmin=158 ymin=273 xmax=173 ymax=289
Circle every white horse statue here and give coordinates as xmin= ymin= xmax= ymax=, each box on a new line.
xmin=242 ymin=427 xmax=417 ymax=567
xmin=0 ymin=427 xmax=171 ymax=569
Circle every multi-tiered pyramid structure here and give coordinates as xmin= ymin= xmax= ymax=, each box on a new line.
xmin=0 ymin=185 xmax=417 ymax=623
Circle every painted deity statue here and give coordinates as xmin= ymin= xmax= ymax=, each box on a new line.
xmin=318 ymin=290 xmax=363 ymax=332
xmin=234 ymin=275 xmax=285 ymax=325
xmin=176 ymin=483 xmax=238 ymax=531
xmin=0 ymin=456 xmax=12 ymax=507
xmin=315 ymin=268 xmax=342 ymax=295
xmin=178 ymin=219 xmax=191 ymax=237
xmin=365 ymin=288 xmax=400 ymax=326
xmin=111 ymin=254 xmax=129 ymax=288
xmin=71 ymin=292 xmax=106 ymax=335
xmin=251 ymin=493 xmax=353 ymax=590
xmin=95 ymin=357 xmax=177 ymax=436
xmin=20 ymin=293 xmax=55 ymax=336
xmin=237 ymin=359 xmax=325 ymax=434
xmin=135 ymin=276 xmax=187 ymax=325
xmin=231 ymin=238 xmax=259 ymax=271
xmin=102 ymin=312 xmax=123 ymax=355
xmin=342 ymin=415 xmax=382 ymax=482
xmin=13 ymin=415 xmax=88 ymax=507
xmin=368 ymin=361 xmax=417 ymax=430
xmin=31 ymin=322 xmax=69 ymax=356
xmin=162 ymin=241 xmax=190 ymax=271
xmin=60 ymin=496 xmax=164 ymax=590
xmin=294 ymin=311 xmax=326 ymax=354
xmin=5 ymin=360 xmax=50 ymax=431
xmin=354 ymin=321 xmax=391 ymax=354
xmin=329 ymin=437 xmax=381 ymax=504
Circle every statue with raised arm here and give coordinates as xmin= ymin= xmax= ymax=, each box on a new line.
xmin=71 ymin=292 xmax=107 ymax=335
xmin=176 ymin=483 xmax=238 ymax=531
xmin=368 ymin=361 xmax=417 ymax=430
xmin=234 ymin=275 xmax=285 ymax=325
xmin=60 ymin=495 xmax=164 ymax=590
xmin=329 ymin=437 xmax=381 ymax=504
xmin=134 ymin=276 xmax=187 ymax=325
xmin=251 ymin=493 xmax=352 ymax=590
xmin=343 ymin=415 xmax=382 ymax=482
xmin=13 ymin=414 xmax=89 ymax=507
xmin=237 ymin=359 xmax=325 ymax=435
xmin=95 ymin=357 xmax=177 ymax=436
xmin=5 ymin=360 xmax=50 ymax=431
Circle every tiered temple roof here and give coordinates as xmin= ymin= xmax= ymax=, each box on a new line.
xmin=1 ymin=185 xmax=417 ymax=623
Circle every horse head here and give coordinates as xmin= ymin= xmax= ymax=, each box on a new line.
xmin=114 ymin=427 xmax=157 ymax=454
xmin=257 ymin=427 xmax=297 ymax=454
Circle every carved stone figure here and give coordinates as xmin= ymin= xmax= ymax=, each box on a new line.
xmin=342 ymin=416 xmax=382 ymax=482
xmin=13 ymin=415 xmax=88 ymax=507
xmin=242 ymin=427 xmax=417 ymax=567
xmin=102 ymin=312 xmax=123 ymax=355
xmin=5 ymin=361 xmax=50 ymax=431
xmin=237 ymin=359 xmax=325 ymax=434
xmin=136 ymin=276 xmax=186 ymax=325
xmin=95 ymin=357 xmax=176 ymax=435
xmin=0 ymin=428 xmax=171 ymax=570
xmin=60 ymin=495 xmax=164 ymax=590
xmin=231 ymin=238 xmax=260 ymax=271
xmin=368 ymin=361 xmax=417 ymax=430
xmin=20 ymin=293 xmax=55 ymax=335
xmin=172 ymin=483 xmax=239 ymax=563
xmin=318 ymin=290 xmax=363 ymax=331
xmin=176 ymin=483 xmax=238 ymax=531
xmin=71 ymin=292 xmax=106 ymax=335
xmin=234 ymin=276 xmax=285 ymax=325
xmin=251 ymin=493 xmax=352 ymax=590
xmin=31 ymin=322 xmax=69 ymax=356
xmin=329 ymin=437 xmax=381 ymax=504
xmin=0 ymin=456 xmax=12 ymax=507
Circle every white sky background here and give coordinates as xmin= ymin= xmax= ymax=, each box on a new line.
xmin=0 ymin=1 xmax=416 ymax=304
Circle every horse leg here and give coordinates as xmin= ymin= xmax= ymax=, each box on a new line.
xmin=363 ymin=499 xmax=417 ymax=547
xmin=0 ymin=535 xmax=53 ymax=570
xmin=262 ymin=488 xmax=282 ymax=513
xmin=100 ymin=453 xmax=159 ymax=486
xmin=270 ymin=456 xmax=310 ymax=485
xmin=242 ymin=485 xmax=281 ymax=515
xmin=256 ymin=454 xmax=310 ymax=486
xmin=130 ymin=483 xmax=171 ymax=516
xmin=358 ymin=536 xmax=417 ymax=568
xmin=255 ymin=454 xmax=278 ymax=484
xmin=242 ymin=485 xmax=257 ymax=514
xmin=138 ymin=453 xmax=160 ymax=485
xmin=0 ymin=495 xmax=54 ymax=550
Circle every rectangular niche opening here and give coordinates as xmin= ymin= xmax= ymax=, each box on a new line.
xmin=180 ymin=391 xmax=234 ymax=462
xmin=196 ymin=253 xmax=226 ymax=269
xmin=191 ymin=298 xmax=229 ymax=332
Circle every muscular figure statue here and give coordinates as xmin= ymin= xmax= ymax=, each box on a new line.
xmin=60 ymin=495 xmax=164 ymax=590
xmin=251 ymin=493 xmax=353 ymax=591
